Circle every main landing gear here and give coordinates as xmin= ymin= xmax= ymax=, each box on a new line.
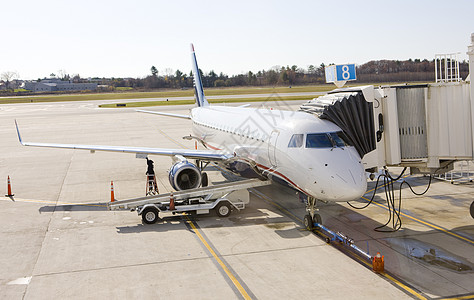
xmin=304 ymin=196 xmax=322 ymax=231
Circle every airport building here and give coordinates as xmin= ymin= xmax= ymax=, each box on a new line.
xmin=23 ymin=78 xmax=97 ymax=92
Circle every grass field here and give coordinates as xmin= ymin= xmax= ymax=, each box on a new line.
xmin=98 ymin=94 xmax=316 ymax=108
xmin=0 ymin=85 xmax=332 ymax=105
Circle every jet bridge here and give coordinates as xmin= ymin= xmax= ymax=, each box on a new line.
xmin=301 ymin=33 xmax=474 ymax=174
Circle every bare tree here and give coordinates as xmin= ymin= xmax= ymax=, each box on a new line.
xmin=164 ymin=68 xmax=174 ymax=77
xmin=58 ymin=69 xmax=69 ymax=80
xmin=1 ymin=71 xmax=19 ymax=90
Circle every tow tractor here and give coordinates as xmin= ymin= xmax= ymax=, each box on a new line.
xmin=108 ymin=178 xmax=271 ymax=224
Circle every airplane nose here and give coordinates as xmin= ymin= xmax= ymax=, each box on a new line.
xmin=330 ymin=169 xmax=367 ymax=201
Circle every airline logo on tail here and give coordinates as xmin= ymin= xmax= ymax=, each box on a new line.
xmin=191 ymin=44 xmax=210 ymax=107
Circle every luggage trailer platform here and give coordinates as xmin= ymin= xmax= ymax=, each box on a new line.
xmin=108 ymin=179 xmax=272 ymax=224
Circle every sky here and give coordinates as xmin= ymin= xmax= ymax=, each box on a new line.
xmin=2 ymin=0 xmax=473 ymax=80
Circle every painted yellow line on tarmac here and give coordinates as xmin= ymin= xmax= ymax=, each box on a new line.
xmin=359 ymin=173 xmax=474 ymax=245
xmin=361 ymin=196 xmax=474 ymax=245
xmin=185 ymin=216 xmax=251 ymax=300
xmin=161 ymin=125 xmax=251 ymax=298
xmin=382 ymin=273 xmax=427 ymax=300
xmin=346 ymin=252 xmax=427 ymax=300
xmin=439 ymin=294 xmax=474 ymax=300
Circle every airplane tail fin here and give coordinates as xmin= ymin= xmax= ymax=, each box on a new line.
xmin=191 ymin=44 xmax=210 ymax=107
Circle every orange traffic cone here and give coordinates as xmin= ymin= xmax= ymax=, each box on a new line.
xmin=195 ymin=141 xmax=197 ymax=150
xmin=169 ymin=192 xmax=175 ymax=210
xmin=5 ymin=176 xmax=14 ymax=197
xmin=110 ymin=181 xmax=115 ymax=202
xmin=372 ymin=252 xmax=384 ymax=273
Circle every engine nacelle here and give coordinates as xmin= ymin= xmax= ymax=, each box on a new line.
xmin=169 ymin=160 xmax=202 ymax=191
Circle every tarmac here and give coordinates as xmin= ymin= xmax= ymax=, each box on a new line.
xmin=0 ymin=98 xmax=473 ymax=299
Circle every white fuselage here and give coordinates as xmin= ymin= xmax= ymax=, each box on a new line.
xmin=190 ymin=105 xmax=367 ymax=202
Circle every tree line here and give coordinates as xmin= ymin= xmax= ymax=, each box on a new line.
xmin=107 ymin=59 xmax=469 ymax=89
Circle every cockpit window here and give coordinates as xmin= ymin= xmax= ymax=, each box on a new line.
xmin=288 ymin=134 xmax=304 ymax=148
xmin=306 ymin=133 xmax=333 ymax=148
xmin=329 ymin=131 xmax=352 ymax=147
xmin=306 ymin=131 xmax=352 ymax=148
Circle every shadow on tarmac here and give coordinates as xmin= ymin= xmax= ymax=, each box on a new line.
xmin=38 ymin=203 xmax=108 ymax=213
xmin=114 ymin=203 xmax=305 ymax=240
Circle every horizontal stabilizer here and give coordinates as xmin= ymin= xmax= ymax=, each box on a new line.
xmin=136 ymin=110 xmax=191 ymax=119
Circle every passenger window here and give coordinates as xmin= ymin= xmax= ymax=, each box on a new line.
xmin=306 ymin=133 xmax=332 ymax=148
xmin=288 ymin=134 xmax=304 ymax=148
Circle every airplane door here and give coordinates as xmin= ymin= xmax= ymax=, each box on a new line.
xmin=268 ymin=130 xmax=279 ymax=167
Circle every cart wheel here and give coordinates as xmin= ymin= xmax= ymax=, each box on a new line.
xmin=304 ymin=214 xmax=313 ymax=231
xmin=215 ymin=202 xmax=231 ymax=217
xmin=201 ymin=172 xmax=208 ymax=187
xmin=142 ymin=207 xmax=160 ymax=224
xmin=470 ymin=201 xmax=474 ymax=219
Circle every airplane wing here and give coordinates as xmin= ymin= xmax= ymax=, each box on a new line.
xmin=136 ymin=109 xmax=191 ymax=119
xmin=15 ymin=120 xmax=229 ymax=161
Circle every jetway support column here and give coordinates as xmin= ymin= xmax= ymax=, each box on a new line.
xmin=468 ymin=33 xmax=474 ymax=158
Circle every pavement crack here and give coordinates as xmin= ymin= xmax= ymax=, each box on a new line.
xmin=31 ymin=256 xmax=212 ymax=278
xmin=22 ymin=155 xmax=73 ymax=300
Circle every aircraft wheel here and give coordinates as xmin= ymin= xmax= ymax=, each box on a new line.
xmin=313 ymin=214 xmax=322 ymax=224
xmin=201 ymin=172 xmax=208 ymax=187
xmin=470 ymin=201 xmax=474 ymax=219
xmin=215 ymin=202 xmax=231 ymax=218
xmin=304 ymin=214 xmax=313 ymax=231
xmin=142 ymin=207 xmax=160 ymax=224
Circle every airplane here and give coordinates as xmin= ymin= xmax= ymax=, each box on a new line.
xmin=15 ymin=44 xmax=367 ymax=229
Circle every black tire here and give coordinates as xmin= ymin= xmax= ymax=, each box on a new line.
xmin=215 ymin=202 xmax=231 ymax=217
xmin=470 ymin=201 xmax=474 ymax=219
xmin=313 ymin=214 xmax=322 ymax=225
xmin=142 ymin=206 xmax=160 ymax=224
xmin=304 ymin=214 xmax=313 ymax=231
xmin=201 ymin=172 xmax=209 ymax=187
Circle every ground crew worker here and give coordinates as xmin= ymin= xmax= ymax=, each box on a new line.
xmin=146 ymin=158 xmax=158 ymax=192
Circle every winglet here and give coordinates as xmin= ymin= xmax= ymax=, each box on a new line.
xmin=14 ymin=120 xmax=25 ymax=145
xmin=190 ymin=43 xmax=209 ymax=107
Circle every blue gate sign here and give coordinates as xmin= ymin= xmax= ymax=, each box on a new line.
xmin=335 ymin=64 xmax=356 ymax=81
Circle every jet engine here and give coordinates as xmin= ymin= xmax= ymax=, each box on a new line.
xmin=169 ymin=157 xmax=202 ymax=191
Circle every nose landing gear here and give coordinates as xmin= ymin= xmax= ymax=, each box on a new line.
xmin=304 ymin=196 xmax=322 ymax=230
